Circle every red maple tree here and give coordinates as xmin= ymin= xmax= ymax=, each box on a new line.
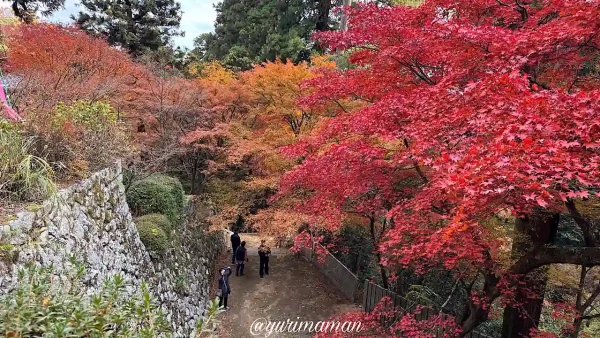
xmin=279 ymin=0 xmax=600 ymax=336
xmin=4 ymin=24 xmax=144 ymax=115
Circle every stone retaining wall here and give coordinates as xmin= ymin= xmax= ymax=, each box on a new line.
xmin=0 ymin=161 xmax=224 ymax=337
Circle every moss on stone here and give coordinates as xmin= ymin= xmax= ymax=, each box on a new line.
xmin=0 ymin=215 xmax=17 ymax=224
xmin=174 ymin=274 xmax=186 ymax=295
xmin=25 ymin=204 xmax=41 ymax=212
xmin=73 ymin=193 xmax=85 ymax=205
xmin=0 ymin=243 xmax=14 ymax=251
xmin=0 ymin=243 xmax=17 ymax=264
xmin=92 ymin=180 xmax=104 ymax=201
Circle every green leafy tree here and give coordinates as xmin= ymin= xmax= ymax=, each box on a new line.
xmin=73 ymin=0 xmax=183 ymax=55
xmin=193 ymin=0 xmax=339 ymax=70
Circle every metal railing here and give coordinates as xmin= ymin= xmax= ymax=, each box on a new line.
xmin=363 ymin=280 xmax=491 ymax=338
xmin=299 ymin=239 xmax=360 ymax=302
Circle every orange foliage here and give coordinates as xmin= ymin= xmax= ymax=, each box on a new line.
xmin=178 ymin=57 xmax=339 ymax=235
xmin=192 ymin=61 xmax=249 ymax=125
xmin=242 ymin=56 xmax=335 ymax=138
xmin=4 ymin=23 xmax=145 ymax=115
xmin=3 ymin=21 xmax=340 ymax=237
xmin=3 ymin=23 xmax=212 ymax=152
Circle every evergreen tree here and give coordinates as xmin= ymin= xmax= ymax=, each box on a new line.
xmin=73 ymin=0 xmax=183 ymax=56
xmin=193 ymin=0 xmax=341 ymax=71
xmin=9 ymin=0 xmax=64 ymax=22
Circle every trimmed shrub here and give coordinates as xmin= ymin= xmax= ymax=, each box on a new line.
xmin=158 ymin=174 xmax=185 ymax=210
xmin=136 ymin=220 xmax=169 ymax=255
xmin=126 ymin=174 xmax=185 ymax=225
xmin=0 ymin=264 xmax=170 ymax=337
xmin=136 ymin=213 xmax=173 ymax=236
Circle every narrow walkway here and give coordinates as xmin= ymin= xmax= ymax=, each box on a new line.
xmin=214 ymin=234 xmax=358 ymax=338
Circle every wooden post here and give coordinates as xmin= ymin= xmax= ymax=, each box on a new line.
xmin=362 ymin=279 xmax=369 ymax=312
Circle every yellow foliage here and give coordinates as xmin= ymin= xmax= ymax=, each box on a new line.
xmin=392 ymin=0 xmax=424 ymax=6
xmin=189 ymin=61 xmax=236 ymax=85
xmin=310 ymin=54 xmax=337 ymax=69
xmin=574 ymin=197 xmax=600 ymax=218
xmin=548 ymin=264 xmax=582 ymax=289
xmin=241 ymin=58 xmax=321 ymax=138
xmin=197 ymin=56 xmax=341 ymax=237
xmin=0 ymin=9 xmax=19 ymax=26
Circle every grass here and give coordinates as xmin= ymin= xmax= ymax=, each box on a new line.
xmin=0 ymin=126 xmax=57 ymax=201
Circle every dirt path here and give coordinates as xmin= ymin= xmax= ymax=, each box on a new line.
xmin=213 ymin=234 xmax=358 ymax=338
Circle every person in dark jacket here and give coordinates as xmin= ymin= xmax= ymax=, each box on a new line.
xmin=258 ymin=240 xmax=271 ymax=278
xmin=230 ymin=230 xmax=241 ymax=264
xmin=218 ymin=266 xmax=232 ymax=309
xmin=235 ymin=241 xmax=248 ymax=276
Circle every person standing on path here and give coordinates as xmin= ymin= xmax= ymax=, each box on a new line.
xmin=258 ymin=240 xmax=271 ymax=278
xmin=235 ymin=241 xmax=248 ymax=276
xmin=217 ymin=266 xmax=232 ymax=309
xmin=230 ymin=230 xmax=241 ymax=264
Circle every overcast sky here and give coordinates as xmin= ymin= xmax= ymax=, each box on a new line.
xmin=44 ymin=0 xmax=218 ymax=49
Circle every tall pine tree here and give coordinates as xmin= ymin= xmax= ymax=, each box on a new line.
xmin=73 ymin=0 xmax=182 ymax=56
xmin=193 ymin=0 xmax=342 ymax=71
xmin=9 ymin=0 xmax=64 ymax=22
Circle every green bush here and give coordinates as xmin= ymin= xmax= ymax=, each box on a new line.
xmin=0 ymin=264 xmax=171 ymax=337
xmin=136 ymin=220 xmax=169 ymax=255
xmin=159 ymin=175 xmax=185 ymax=210
xmin=123 ymin=168 xmax=135 ymax=189
xmin=0 ymin=125 xmax=57 ymax=201
xmin=25 ymin=100 xmax=131 ymax=178
xmin=196 ymin=297 xmax=226 ymax=336
xmin=52 ymin=101 xmax=119 ymax=132
xmin=127 ymin=174 xmax=185 ymax=225
xmin=136 ymin=213 xmax=173 ymax=236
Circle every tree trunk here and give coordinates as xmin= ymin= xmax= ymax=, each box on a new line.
xmin=315 ymin=0 xmax=332 ymax=31
xmin=369 ymin=215 xmax=389 ymax=289
xmin=501 ymin=213 xmax=560 ymax=338
xmin=571 ymin=318 xmax=584 ymax=338
xmin=571 ymin=266 xmax=587 ymax=338
xmin=190 ymin=158 xmax=198 ymax=195
xmin=340 ymin=0 xmax=352 ymax=31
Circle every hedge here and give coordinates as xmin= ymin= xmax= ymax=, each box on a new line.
xmin=126 ymin=174 xmax=184 ymax=225
xmin=136 ymin=219 xmax=169 ymax=255
xmin=135 ymin=213 xmax=172 ymax=236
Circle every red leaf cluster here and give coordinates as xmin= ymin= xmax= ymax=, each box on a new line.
xmin=280 ymin=0 xmax=600 ymax=333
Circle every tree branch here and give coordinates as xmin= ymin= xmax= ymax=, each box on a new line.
xmin=515 ymin=0 xmax=528 ymax=22
xmin=581 ymin=313 xmax=600 ymax=321
xmin=581 ymin=282 xmax=600 ymax=314
xmin=389 ymin=55 xmax=436 ymax=85
xmin=511 ymin=247 xmax=600 ymax=275
xmin=439 ymin=277 xmax=461 ymax=314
